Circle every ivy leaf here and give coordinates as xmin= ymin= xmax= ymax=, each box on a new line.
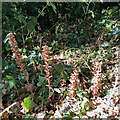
xmin=24 ymin=97 xmax=37 ymax=110
xmin=54 ymin=63 xmax=64 ymax=74
xmin=106 ymin=24 xmax=111 ymax=30
xmin=27 ymin=20 xmax=35 ymax=32
xmin=112 ymin=6 xmax=118 ymax=12
xmin=8 ymin=80 xmax=15 ymax=90
xmin=6 ymin=75 xmax=14 ymax=80
xmin=102 ymin=9 xmax=107 ymax=14
xmin=108 ymin=9 xmax=112 ymax=15
xmin=18 ymin=15 xmax=24 ymax=23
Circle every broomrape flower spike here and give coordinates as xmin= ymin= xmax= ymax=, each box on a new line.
xmin=91 ymin=58 xmax=102 ymax=98
xmin=68 ymin=68 xmax=79 ymax=99
xmin=8 ymin=33 xmax=34 ymax=98
xmin=43 ymin=45 xmax=52 ymax=99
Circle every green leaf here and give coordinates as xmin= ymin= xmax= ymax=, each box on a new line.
xmin=27 ymin=61 xmax=33 ymax=66
xmin=91 ymin=12 xmax=95 ymax=18
xmin=8 ymin=80 xmax=15 ymax=89
xmin=99 ymin=19 xmax=105 ymax=24
xmin=106 ymin=54 xmax=112 ymax=59
xmin=4 ymin=37 xmax=9 ymax=43
xmin=61 ymin=71 xmax=64 ymax=77
xmin=50 ymin=57 xmax=53 ymax=60
xmin=34 ymin=47 xmax=38 ymax=50
xmin=24 ymin=97 xmax=37 ymax=110
xmin=27 ymin=20 xmax=35 ymax=32
xmin=65 ymin=111 xmax=72 ymax=119
xmin=27 ymin=72 xmax=29 ymax=80
xmin=18 ymin=15 xmax=24 ymax=23
xmin=31 ymin=17 xmax=37 ymax=25
xmin=77 ymin=93 xmax=83 ymax=98
xmin=54 ymin=63 xmax=64 ymax=74
xmin=47 ymin=1 xmax=50 ymax=6
xmin=23 ymin=48 xmax=26 ymax=53
xmin=101 ymin=43 xmax=109 ymax=47
xmin=6 ymin=75 xmax=14 ymax=80
xmin=18 ymin=48 xmax=22 ymax=52
xmin=102 ymin=9 xmax=107 ymax=14
xmin=102 ymin=19 xmax=105 ymax=24
xmin=41 ymin=12 xmax=45 ymax=16
xmin=82 ymin=65 xmax=88 ymax=68
xmin=105 ymin=92 xmax=110 ymax=96
xmin=50 ymin=91 xmax=53 ymax=97
xmin=37 ymin=76 xmax=44 ymax=87
xmin=88 ymin=10 xmax=95 ymax=18
xmin=22 ymin=113 xmax=35 ymax=119
xmin=106 ymin=24 xmax=111 ymax=30
xmin=50 ymin=3 xmax=57 ymax=14
xmin=48 ymin=47 xmax=52 ymax=50
xmin=112 ymin=6 xmax=118 ymax=12
xmin=108 ymin=9 xmax=112 ymax=15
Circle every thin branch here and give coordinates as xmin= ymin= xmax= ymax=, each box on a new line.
xmin=0 ymin=102 xmax=18 ymax=116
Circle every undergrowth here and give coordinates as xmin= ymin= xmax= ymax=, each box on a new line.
xmin=1 ymin=3 xmax=120 ymax=119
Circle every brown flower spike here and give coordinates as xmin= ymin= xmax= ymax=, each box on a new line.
xmin=8 ymin=33 xmax=34 ymax=98
xmin=91 ymin=59 xmax=102 ymax=97
xmin=43 ymin=45 xmax=52 ymax=99
xmin=68 ymin=68 xmax=79 ymax=99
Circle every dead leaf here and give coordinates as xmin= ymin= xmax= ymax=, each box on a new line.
xmin=2 ymin=112 xmax=8 ymax=119
xmin=36 ymin=112 xmax=46 ymax=119
xmin=2 ymin=88 xmax=6 ymax=94
xmin=88 ymin=101 xmax=96 ymax=109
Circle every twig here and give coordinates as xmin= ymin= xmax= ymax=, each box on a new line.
xmin=0 ymin=102 xmax=18 ymax=116
xmin=37 ymin=4 xmax=48 ymax=18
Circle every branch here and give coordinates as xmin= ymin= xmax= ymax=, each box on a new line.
xmin=0 ymin=102 xmax=18 ymax=116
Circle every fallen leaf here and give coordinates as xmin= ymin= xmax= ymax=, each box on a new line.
xmin=2 ymin=112 xmax=8 ymax=119
xmin=36 ymin=112 xmax=46 ymax=119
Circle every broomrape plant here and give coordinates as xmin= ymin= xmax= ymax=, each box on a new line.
xmin=90 ymin=58 xmax=102 ymax=98
xmin=68 ymin=68 xmax=79 ymax=99
xmin=8 ymin=33 xmax=34 ymax=98
xmin=43 ymin=45 xmax=52 ymax=99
